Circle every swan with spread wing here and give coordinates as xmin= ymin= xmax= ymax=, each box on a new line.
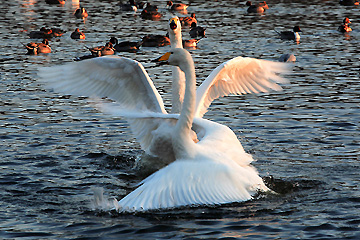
xmin=38 ymin=48 xmax=289 ymax=211
xmin=167 ymin=16 xmax=286 ymax=118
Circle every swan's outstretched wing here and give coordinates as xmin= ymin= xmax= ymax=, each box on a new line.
xmin=38 ymin=55 xmax=166 ymax=114
xmin=38 ymin=56 xmax=168 ymax=155
xmin=195 ymin=57 xmax=290 ymax=117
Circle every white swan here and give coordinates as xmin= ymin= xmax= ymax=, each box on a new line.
xmin=168 ymin=16 xmax=287 ymax=118
xmin=117 ymin=49 xmax=273 ymax=211
xmin=168 ymin=16 xmax=185 ymax=113
xmin=38 ymin=48 xmax=289 ymax=211
xmin=38 ymin=49 xmax=289 ymax=165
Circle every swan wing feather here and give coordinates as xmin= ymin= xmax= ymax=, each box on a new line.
xmin=38 ymin=55 xmax=166 ymax=114
xmin=38 ymin=56 xmax=168 ymax=155
xmin=195 ymin=57 xmax=290 ymax=117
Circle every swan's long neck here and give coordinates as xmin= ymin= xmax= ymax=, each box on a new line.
xmin=172 ymin=53 xmax=196 ymax=159
xmin=169 ymin=30 xmax=183 ymax=49
xmin=169 ymin=21 xmax=185 ymax=113
xmin=171 ymin=67 xmax=185 ymax=113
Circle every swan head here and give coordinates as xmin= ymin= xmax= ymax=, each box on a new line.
xmin=154 ymin=48 xmax=192 ymax=71
xmin=168 ymin=16 xmax=181 ymax=32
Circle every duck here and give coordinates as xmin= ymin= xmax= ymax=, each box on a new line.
xmin=29 ymin=27 xmax=65 ymax=38
xmin=141 ymin=34 xmax=170 ymax=47
xmin=74 ymin=52 xmax=101 ymax=61
xmin=25 ymin=39 xmax=51 ymax=55
xmin=144 ymin=2 xmax=158 ymax=11
xmin=141 ymin=9 xmax=162 ymax=20
xmin=120 ymin=0 xmax=138 ymax=11
xmin=49 ymin=28 xmax=65 ymax=37
xmin=275 ymin=26 xmax=301 ymax=41
xmin=246 ymin=1 xmax=268 ymax=14
xmin=339 ymin=0 xmax=359 ymax=6
xmin=179 ymin=13 xmax=197 ymax=27
xmin=74 ymin=7 xmax=88 ymax=18
xmin=38 ymin=48 xmax=289 ymax=211
xmin=70 ymin=28 xmax=86 ymax=40
xmin=279 ymin=54 xmax=296 ymax=63
xmin=338 ymin=17 xmax=352 ymax=33
xmin=29 ymin=27 xmax=53 ymax=39
xmin=166 ymin=1 xmax=189 ymax=11
xmin=258 ymin=1 xmax=269 ymax=9
xmin=182 ymin=39 xmax=200 ymax=48
xmin=109 ymin=37 xmax=142 ymax=52
xmin=189 ymin=22 xmax=205 ymax=38
xmin=87 ymin=42 xmax=115 ymax=56
xmin=45 ymin=0 xmax=65 ymax=4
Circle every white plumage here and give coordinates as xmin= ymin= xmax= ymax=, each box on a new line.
xmin=38 ymin=48 xmax=289 ymax=211
xmin=167 ymin=16 xmax=288 ymax=118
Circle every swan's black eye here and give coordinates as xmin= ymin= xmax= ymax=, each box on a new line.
xmin=170 ymin=51 xmax=173 ymax=54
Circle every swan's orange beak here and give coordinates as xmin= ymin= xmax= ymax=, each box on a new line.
xmin=152 ymin=52 xmax=171 ymax=63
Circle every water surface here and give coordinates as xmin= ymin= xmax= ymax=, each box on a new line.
xmin=0 ymin=0 xmax=359 ymax=239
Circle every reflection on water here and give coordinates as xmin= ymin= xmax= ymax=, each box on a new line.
xmin=0 ymin=0 xmax=359 ymax=239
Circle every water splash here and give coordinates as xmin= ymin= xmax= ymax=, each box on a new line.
xmin=90 ymin=187 xmax=119 ymax=211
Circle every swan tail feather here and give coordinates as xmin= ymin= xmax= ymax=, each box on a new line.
xmin=117 ymin=159 xmax=269 ymax=212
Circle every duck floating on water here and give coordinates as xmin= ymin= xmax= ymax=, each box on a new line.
xmin=74 ymin=7 xmax=88 ymax=18
xmin=25 ymin=39 xmax=51 ymax=55
xmin=120 ymin=0 xmax=138 ymax=11
xmin=179 ymin=13 xmax=197 ymax=27
xmin=275 ymin=26 xmax=301 ymax=41
xmin=166 ymin=1 xmax=189 ymax=11
xmin=339 ymin=0 xmax=359 ymax=6
xmin=45 ymin=0 xmax=65 ymax=4
xmin=246 ymin=1 xmax=268 ymax=14
xmin=338 ymin=17 xmax=352 ymax=33
xmin=182 ymin=39 xmax=200 ymax=48
xmin=87 ymin=42 xmax=115 ymax=56
xmin=141 ymin=34 xmax=170 ymax=47
xmin=109 ymin=37 xmax=142 ymax=52
xmin=71 ymin=28 xmax=86 ymax=40
xmin=141 ymin=9 xmax=162 ymax=20
xmin=29 ymin=27 xmax=65 ymax=39
xmin=189 ymin=22 xmax=205 ymax=38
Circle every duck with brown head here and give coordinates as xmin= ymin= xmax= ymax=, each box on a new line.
xmin=246 ymin=1 xmax=268 ymax=13
xmin=74 ymin=7 xmax=88 ymax=18
xmin=166 ymin=1 xmax=189 ymax=11
xmin=179 ymin=13 xmax=197 ymax=27
xmin=25 ymin=39 xmax=51 ymax=55
xmin=338 ymin=17 xmax=352 ymax=33
xmin=70 ymin=28 xmax=86 ymax=40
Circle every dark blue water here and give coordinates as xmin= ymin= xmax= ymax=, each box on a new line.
xmin=1 ymin=0 xmax=359 ymax=239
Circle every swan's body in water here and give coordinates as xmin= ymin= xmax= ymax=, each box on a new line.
xmin=38 ymin=48 xmax=289 ymax=211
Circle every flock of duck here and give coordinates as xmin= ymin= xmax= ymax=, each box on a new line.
xmin=26 ymin=0 xmax=354 ymax=58
xmin=26 ymin=1 xmax=205 ymax=57
xmin=34 ymin=1 xmax=355 ymax=212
